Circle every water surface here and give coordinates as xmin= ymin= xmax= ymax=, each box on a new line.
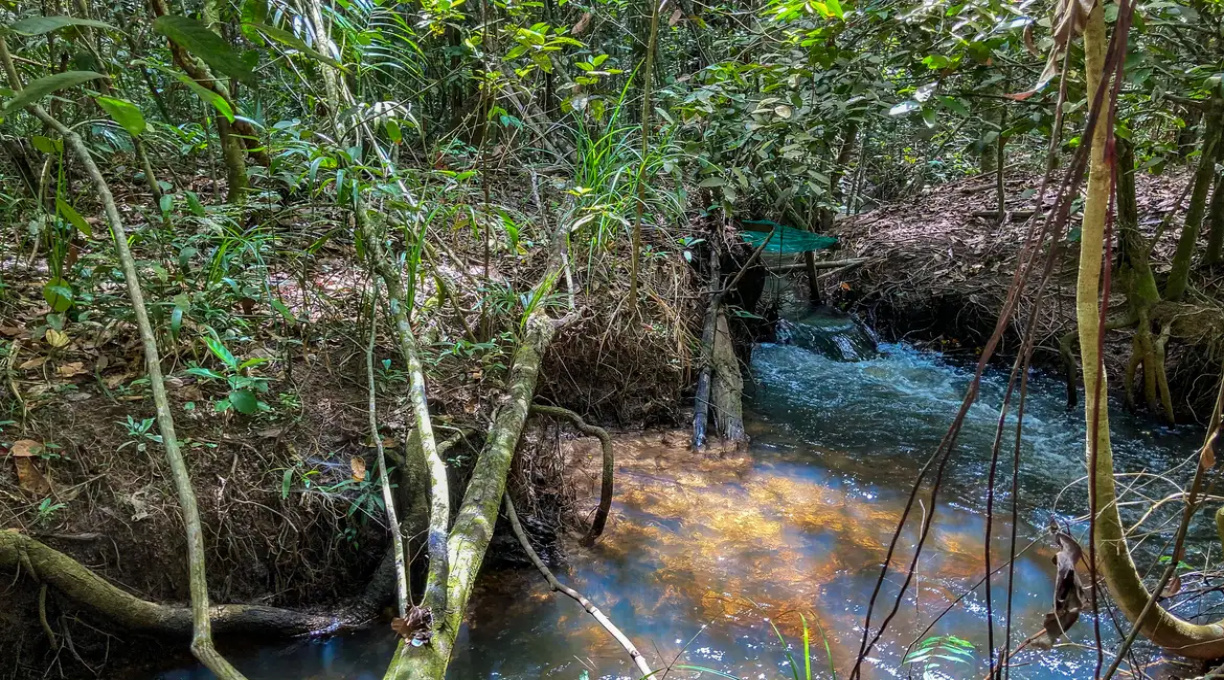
xmin=160 ymin=341 xmax=1208 ymax=679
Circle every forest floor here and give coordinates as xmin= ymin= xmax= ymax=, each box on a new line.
xmin=829 ymin=168 xmax=1224 ymax=422
xmin=0 ymin=169 xmax=704 ymax=678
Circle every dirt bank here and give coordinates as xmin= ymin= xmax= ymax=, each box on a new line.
xmin=825 ymin=169 xmax=1222 ymax=422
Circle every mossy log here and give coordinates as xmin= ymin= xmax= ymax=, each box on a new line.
xmin=0 ymin=530 xmax=358 ymax=637
xmin=383 ymin=311 xmax=559 ymax=680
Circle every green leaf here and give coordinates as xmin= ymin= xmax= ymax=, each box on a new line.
xmin=153 ymin=15 xmax=254 ymax=83
xmin=56 ymin=198 xmax=92 ymax=237
xmin=270 ymin=298 xmax=296 ymax=324
xmin=1 ymin=71 xmax=107 ymax=117
xmin=825 ymin=0 xmax=845 ymax=19
xmin=8 ymin=15 xmax=117 ymax=36
xmin=204 ymin=336 xmax=239 ymax=369
xmin=30 ymin=135 xmax=61 ymax=154
xmin=244 ymin=22 xmax=344 ymax=69
xmin=173 ymin=72 xmax=234 ymax=122
xmin=95 ymin=96 xmax=146 ymax=136
xmin=43 ymin=277 xmax=74 ymax=313
xmin=184 ymin=190 xmax=205 ymax=216
xmin=228 ymin=389 xmax=259 ymax=415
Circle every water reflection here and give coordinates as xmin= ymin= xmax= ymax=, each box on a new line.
xmin=159 ymin=342 xmax=1207 ymax=680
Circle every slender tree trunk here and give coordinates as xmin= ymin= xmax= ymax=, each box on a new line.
xmin=1079 ymin=8 xmax=1224 ymax=659
xmin=1165 ymin=95 xmax=1222 ymax=300
xmin=0 ymin=37 xmax=248 ymax=680
xmin=1202 ymin=128 xmax=1224 ymax=266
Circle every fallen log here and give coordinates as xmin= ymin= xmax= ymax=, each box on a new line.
xmin=0 ymin=530 xmax=362 ymax=638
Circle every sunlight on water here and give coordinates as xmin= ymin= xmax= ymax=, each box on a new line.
xmin=159 ymin=341 xmax=1207 ymax=680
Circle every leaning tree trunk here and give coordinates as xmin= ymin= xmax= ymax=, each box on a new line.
xmin=1079 ymin=6 xmax=1224 ymax=658
xmin=1202 ymin=122 xmax=1224 ymax=266
xmin=0 ymin=37 xmax=247 ymax=680
xmin=1166 ymin=94 xmax=1222 ymax=301
xmin=383 ymin=311 xmax=559 ymax=680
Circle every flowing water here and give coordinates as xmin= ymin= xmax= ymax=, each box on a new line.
xmin=158 ymin=312 xmax=1210 ymax=680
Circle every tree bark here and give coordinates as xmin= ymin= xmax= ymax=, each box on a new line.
xmin=0 ymin=531 xmax=359 ymax=637
xmin=1165 ymin=94 xmax=1222 ymax=300
xmin=1079 ymin=7 xmax=1224 ymax=659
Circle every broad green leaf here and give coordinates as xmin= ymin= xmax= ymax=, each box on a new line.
xmin=43 ymin=277 xmax=74 ymax=313
xmin=204 ymin=336 xmax=238 ymax=369
xmin=9 ymin=15 xmax=117 ymax=36
xmin=153 ymin=15 xmax=254 ymax=83
xmin=95 ymin=96 xmax=145 ymax=136
xmin=244 ymin=22 xmax=344 ymax=69
xmin=56 ymin=198 xmax=93 ymax=237
xmin=30 ymin=135 xmax=61 ymax=154
xmin=172 ymin=72 xmax=234 ymax=121
xmin=228 ymin=389 xmax=259 ymax=415
xmin=1 ymin=70 xmax=106 ymax=117
xmin=826 ymin=0 xmax=845 ymax=19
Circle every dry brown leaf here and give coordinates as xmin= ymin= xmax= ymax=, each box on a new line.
xmin=18 ymin=356 xmax=47 ymax=370
xmin=350 ymin=456 xmax=367 ymax=482
xmin=668 ymin=8 xmax=684 ymax=25
xmin=14 ymin=458 xmax=52 ymax=496
xmin=1023 ymin=22 xmax=1039 ymax=57
xmin=1161 ymin=571 xmax=1182 ymax=598
xmin=45 ymin=328 xmax=69 ymax=348
xmin=0 ymin=326 xmax=23 ymax=337
xmin=56 ymin=361 xmax=87 ymax=378
xmin=571 ymin=12 xmax=592 ymax=35
xmin=104 ymin=372 xmax=133 ymax=389
xmin=1202 ymin=437 xmax=1216 ymax=470
xmin=9 ymin=440 xmax=41 ymax=457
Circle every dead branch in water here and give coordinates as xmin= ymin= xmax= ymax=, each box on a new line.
xmin=530 ymin=404 xmax=614 ymax=546
xmin=503 ymin=496 xmax=654 ymax=678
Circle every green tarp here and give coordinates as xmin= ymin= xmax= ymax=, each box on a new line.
xmin=739 ymin=219 xmax=838 ymax=254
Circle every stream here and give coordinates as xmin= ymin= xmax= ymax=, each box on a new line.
xmin=158 ymin=313 xmax=1210 ymax=680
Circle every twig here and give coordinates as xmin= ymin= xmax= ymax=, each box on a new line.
xmin=366 ymin=280 xmax=410 ymax=618
xmin=503 ymin=495 xmax=653 ymax=678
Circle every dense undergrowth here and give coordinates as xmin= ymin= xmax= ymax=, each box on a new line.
xmin=1 ymin=0 xmax=1223 ymax=677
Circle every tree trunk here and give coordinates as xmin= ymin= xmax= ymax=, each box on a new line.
xmin=1202 ymin=128 xmax=1224 ymax=266
xmin=383 ymin=312 xmax=559 ymax=680
xmin=1165 ymin=95 xmax=1222 ymax=300
xmin=0 ymin=531 xmax=359 ymax=637
xmin=1079 ymin=8 xmax=1224 ymax=659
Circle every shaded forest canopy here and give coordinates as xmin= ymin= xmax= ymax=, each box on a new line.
xmin=0 ymin=0 xmax=1223 ymax=677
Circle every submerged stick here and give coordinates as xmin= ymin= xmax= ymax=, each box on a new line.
xmin=530 ymin=404 xmax=614 ymax=545
xmin=503 ymin=496 xmax=653 ymax=678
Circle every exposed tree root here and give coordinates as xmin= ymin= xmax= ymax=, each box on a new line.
xmin=503 ymin=496 xmax=653 ymax=677
xmin=530 ymin=404 xmax=614 ymax=546
xmin=0 ymin=531 xmax=362 ymax=638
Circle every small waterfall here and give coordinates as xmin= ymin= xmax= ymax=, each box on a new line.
xmin=775 ymin=307 xmax=879 ymax=361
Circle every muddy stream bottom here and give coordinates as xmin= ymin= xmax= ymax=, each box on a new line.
xmin=160 ymin=342 xmax=1209 ymax=679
